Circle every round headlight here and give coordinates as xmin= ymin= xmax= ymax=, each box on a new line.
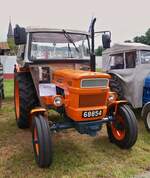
xmin=108 ymin=95 xmax=115 ymax=101
xmin=108 ymin=92 xmax=117 ymax=102
xmin=53 ymin=96 xmax=63 ymax=107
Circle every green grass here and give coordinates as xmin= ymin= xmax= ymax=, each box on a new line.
xmin=4 ymin=79 xmax=14 ymax=98
xmin=96 ymin=68 xmax=102 ymax=72
xmin=0 ymin=80 xmax=150 ymax=178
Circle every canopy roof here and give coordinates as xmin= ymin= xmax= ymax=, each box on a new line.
xmin=103 ymin=42 xmax=150 ymax=55
xmin=26 ymin=27 xmax=90 ymax=36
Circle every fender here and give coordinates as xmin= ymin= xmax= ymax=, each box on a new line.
xmin=29 ymin=107 xmax=47 ymax=125
xmin=141 ymin=102 xmax=150 ymax=118
xmin=30 ymin=108 xmax=47 ymax=115
xmin=108 ymin=71 xmax=125 ymax=82
xmin=108 ymin=100 xmax=128 ymax=115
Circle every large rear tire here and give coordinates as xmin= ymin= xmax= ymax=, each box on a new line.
xmin=0 ymin=90 xmax=2 ymax=108
xmin=107 ymin=105 xmax=138 ymax=149
xmin=32 ymin=115 xmax=53 ymax=168
xmin=2 ymin=88 xmax=4 ymax=99
xmin=14 ymin=71 xmax=39 ymax=129
xmin=109 ymin=74 xmax=124 ymax=100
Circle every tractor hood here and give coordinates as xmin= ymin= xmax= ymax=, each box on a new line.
xmin=53 ymin=69 xmax=111 ymax=80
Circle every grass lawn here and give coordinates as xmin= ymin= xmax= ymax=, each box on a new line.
xmin=0 ymin=80 xmax=150 ymax=178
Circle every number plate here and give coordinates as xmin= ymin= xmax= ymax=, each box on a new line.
xmin=82 ymin=110 xmax=103 ymax=118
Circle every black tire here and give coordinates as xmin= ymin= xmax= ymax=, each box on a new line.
xmin=0 ymin=78 xmax=4 ymax=99
xmin=14 ymin=71 xmax=39 ymax=129
xmin=143 ymin=104 xmax=150 ymax=132
xmin=109 ymin=74 xmax=124 ymax=100
xmin=32 ymin=115 xmax=53 ymax=168
xmin=107 ymin=104 xmax=138 ymax=149
xmin=0 ymin=90 xmax=2 ymax=108
xmin=2 ymin=87 xmax=4 ymax=99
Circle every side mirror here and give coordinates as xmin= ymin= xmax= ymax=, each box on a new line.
xmin=14 ymin=25 xmax=27 ymax=45
xmin=102 ymin=33 xmax=111 ymax=49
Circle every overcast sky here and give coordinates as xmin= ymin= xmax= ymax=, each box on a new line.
xmin=0 ymin=0 xmax=149 ymax=44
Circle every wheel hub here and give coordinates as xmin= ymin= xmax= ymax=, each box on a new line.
xmin=114 ymin=121 xmax=124 ymax=131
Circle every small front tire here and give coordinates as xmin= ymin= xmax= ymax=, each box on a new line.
xmin=143 ymin=104 xmax=150 ymax=132
xmin=144 ymin=112 xmax=150 ymax=132
xmin=107 ymin=105 xmax=138 ymax=149
xmin=32 ymin=115 xmax=53 ymax=168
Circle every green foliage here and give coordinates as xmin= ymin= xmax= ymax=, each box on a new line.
xmin=95 ymin=46 xmax=103 ymax=56
xmin=7 ymin=38 xmax=17 ymax=55
xmin=133 ymin=28 xmax=150 ymax=45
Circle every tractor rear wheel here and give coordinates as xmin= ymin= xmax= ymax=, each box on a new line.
xmin=32 ymin=115 xmax=53 ymax=168
xmin=0 ymin=90 xmax=2 ymax=108
xmin=107 ymin=105 xmax=138 ymax=149
xmin=109 ymin=74 xmax=124 ymax=100
xmin=14 ymin=71 xmax=39 ymax=129
xmin=2 ymin=88 xmax=4 ymax=99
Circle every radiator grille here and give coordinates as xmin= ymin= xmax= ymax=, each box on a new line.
xmin=79 ymin=93 xmax=107 ymax=107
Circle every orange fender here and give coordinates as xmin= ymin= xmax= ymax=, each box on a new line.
xmin=29 ymin=108 xmax=48 ymax=126
xmin=108 ymin=100 xmax=128 ymax=115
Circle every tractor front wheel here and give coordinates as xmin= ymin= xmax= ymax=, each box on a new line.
xmin=143 ymin=104 xmax=150 ymax=132
xmin=32 ymin=115 xmax=53 ymax=168
xmin=144 ymin=112 xmax=150 ymax=132
xmin=107 ymin=105 xmax=138 ymax=149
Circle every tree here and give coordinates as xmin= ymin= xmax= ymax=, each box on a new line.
xmin=7 ymin=38 xmax=17 ymax=55
xmin=95 ymin=46 xmax=103 ymax=56
xmin=133 ymin=28 xmax=150 ymax=45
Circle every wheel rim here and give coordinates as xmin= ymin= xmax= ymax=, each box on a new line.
xmin=34 ymin=127 xmax=39 ymax=156
xmin=111 ymin=115 xmax=125 ymax=140
xmin=146 ymin=112 xmax=150 ymax=129
xmin=15 ymin=80 xmax=20 ymax=119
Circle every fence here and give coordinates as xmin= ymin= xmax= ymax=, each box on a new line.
xmin=0 ymin=56 xmax=102 ymax=80
xmin=0 ymin=56 xmax=17 ymax=79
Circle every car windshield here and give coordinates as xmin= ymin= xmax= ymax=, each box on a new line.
xmin=141 ymin=50 xmax=150 ymax=64
xmin=30 ymin=32 xmax=90 ymax=60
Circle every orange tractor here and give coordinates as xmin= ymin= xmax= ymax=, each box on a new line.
xmin=14 ymin=19 xmax=138 ymax=168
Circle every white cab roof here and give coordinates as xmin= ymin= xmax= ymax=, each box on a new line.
xmin=26 ymin=27 xmax=90 ymax=36
xmin=103 ymin=42 xmax=150 ymax=55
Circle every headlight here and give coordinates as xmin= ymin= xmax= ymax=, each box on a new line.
xmin=53 ymin=95 xmax=63 ymax=107
xmin=108 ymin=92 xmax=117 ymax=102
xmin=108 ymin=95 xmax=115 ymax=101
